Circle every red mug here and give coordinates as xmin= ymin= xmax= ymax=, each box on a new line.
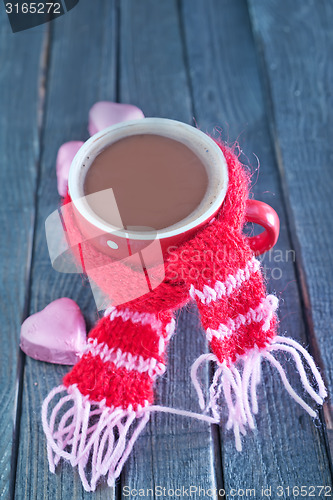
xmin=68 ymin=118 xmax=279 ymax=263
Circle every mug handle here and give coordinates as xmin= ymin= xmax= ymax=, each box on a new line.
xmin=245 ymin=199 xmax=280 ymax=256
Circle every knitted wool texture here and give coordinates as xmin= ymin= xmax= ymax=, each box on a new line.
xmin=42 ymin=140 xmax=327 ymax=492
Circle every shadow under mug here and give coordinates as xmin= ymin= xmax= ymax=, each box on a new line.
xmin=68 ymin=118 xmax=279 ymax=263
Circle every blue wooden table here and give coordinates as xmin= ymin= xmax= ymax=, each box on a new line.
xmin=1 ymin=1 xmax=333 ymax=498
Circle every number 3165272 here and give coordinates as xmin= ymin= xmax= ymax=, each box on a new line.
xmin=5 ymin=3 xmax=61 ymax=14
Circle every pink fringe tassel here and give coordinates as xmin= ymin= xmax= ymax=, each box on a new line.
xmin=191 ymin=336 xmax=327 ymax=451
xmin=42 ymin=385 xmax=150 ymax=491
xmin=42 ymin=385 xmax=219 ymax=491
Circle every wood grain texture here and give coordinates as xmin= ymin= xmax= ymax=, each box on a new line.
xmin=181 ymin=0 xmax=332 ymax=496
xmin=248 ymin=0 xmax=333 ymax=399
xmin=0 ymin=14 xmax=46 ymax=500
xmin=6 ymin=0 xmax=333 ymax=497
xmin=14 ymin=1 xmax=118 ymax=498
xmin=249 ymin=0 xmax=333 ymax=461
xmin=118 ymin=1 xmax=218 ymax=497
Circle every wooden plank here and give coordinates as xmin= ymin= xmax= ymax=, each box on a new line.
xmin=181 ymin=0 xmax=332 ymax=496
xmin=0 ymin=15 xmax=46 ymax=499
xmin=14 ymin=1 xmax=118 ymax=498
xmin=248 ymin=0 xmax=333 ymax=428
xmin=118 ymin=0 xmax=219 ymax=496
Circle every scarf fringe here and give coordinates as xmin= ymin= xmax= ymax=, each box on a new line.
xmin=191 ymin=336 xmax=327 ymax=451
xmin=41 ymin=384 xmax=150 ymax=491
xmin=41 ymin=385 xmax=219 ymax=491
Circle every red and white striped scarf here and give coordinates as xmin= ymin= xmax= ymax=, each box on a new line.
xmin=42 ymin=141 xmax=326 ymax=492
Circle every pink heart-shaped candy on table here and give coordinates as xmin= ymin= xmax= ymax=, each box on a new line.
xmin=56 ymin=141 xmax=84 ymax=197
xmin=20 ymin=298 xmax=87 ymax=365
xmin=88 ymin=101 xmax=144 ymax=136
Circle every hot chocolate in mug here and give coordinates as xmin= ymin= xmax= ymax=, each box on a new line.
xmin=67 ymin=118 xmax=279 ymax=263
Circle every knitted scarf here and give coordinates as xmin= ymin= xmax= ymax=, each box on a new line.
xmin=42 ymin=141 xmax=326 ymax=492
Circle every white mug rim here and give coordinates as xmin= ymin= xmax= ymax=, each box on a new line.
xmin=68 ymin=118 xmax=229 ymax=241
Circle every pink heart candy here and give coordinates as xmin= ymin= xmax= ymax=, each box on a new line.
xmin=56 ymin=141 xmax=84 ymax=197
xmin=88 ymin=101 xmax=144 ymax=136
xmin=20 ymin=298 xmax=87 ymax=365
